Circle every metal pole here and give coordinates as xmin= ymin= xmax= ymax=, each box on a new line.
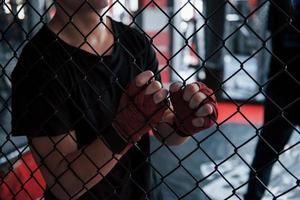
xmin=203 ymin=0 xmax=226 ymax=98
xmin=26 ymin=0 xmax=46 ymax=36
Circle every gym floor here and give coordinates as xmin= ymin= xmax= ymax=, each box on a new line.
xmin=150 ymin=103 xmax=300 ymax=200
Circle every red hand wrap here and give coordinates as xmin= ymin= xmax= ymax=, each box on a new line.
xmin=170 ymin=82 xmax=218 ymax=136
xmin=113 ymin=81 xmax=168 ymax=143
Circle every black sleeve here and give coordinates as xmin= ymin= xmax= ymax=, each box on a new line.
xmin=11 ymin=52 xmax=76 ymax=137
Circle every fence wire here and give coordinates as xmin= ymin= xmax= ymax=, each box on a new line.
xmin=1 ymin=0 xmax=300 ymax=199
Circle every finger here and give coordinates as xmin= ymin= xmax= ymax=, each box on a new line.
xmin=183 ymin=83 xmax=200 ymax=101
xmin=192 ymin=118 xmax=204 ymax=127
xmin=144 ymin=81 xmax=162 ymax=95
xmin=135 ymin=70 xmax=154 ymax=87
xmin=189 ymin=92 xmax=207 ymax=109
xmin=169 ymin=82 xmax=183 ymax=93
xmin=195 ymin=104 xmax=214 ymax=117
xmin=153 ymin=88 xmax=168 ymax=104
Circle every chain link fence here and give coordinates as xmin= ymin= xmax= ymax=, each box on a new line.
xmin=1 ymin=0 xmax=300 ymax=199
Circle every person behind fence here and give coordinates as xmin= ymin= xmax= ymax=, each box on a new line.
xmin=11 ymin=0 xmax=218 ymax=199
xmin=244 ymin=0 xmax=300 ymax=199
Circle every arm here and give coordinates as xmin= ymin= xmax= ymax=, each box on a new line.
xmin=140 ymin=32 xmax=217 ymax=144
xmin=29 ymin=131 xmax=125 ymax=200
xmin=155 ymin=108 xmax=190 ymax=146
xmin=29 ymin=70 xmax=168 ymax=200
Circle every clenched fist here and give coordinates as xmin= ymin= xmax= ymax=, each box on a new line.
xmin=114 ymin=70 xmax=169 ymax=142
xmin=169 ymin=81 xmax=218 ymax=136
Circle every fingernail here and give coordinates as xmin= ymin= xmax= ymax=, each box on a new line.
xmin=192 ymin=118 xmax=204 ymax=127
xmin=196 ymin=104 xmax=213 ymax=117
xmin=207 ymin=104 xmax=214 ymax=114
xmin=147 ymin=71 xmax=154 ymax=78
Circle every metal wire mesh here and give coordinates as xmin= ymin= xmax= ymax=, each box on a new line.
xmin=1 ymin=0 xmax=300 ymax=199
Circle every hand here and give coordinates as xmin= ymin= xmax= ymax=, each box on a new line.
xmin=169 ymin=82 xmax=218 ymax=136
xmin=113 ymin=70 xmax=169 ymax=143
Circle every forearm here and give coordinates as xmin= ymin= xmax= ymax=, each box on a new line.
xmin=50 ymin=137 xmax=125 ymax=199
xmin=155 ymin=121 xmax=189 ymax=146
